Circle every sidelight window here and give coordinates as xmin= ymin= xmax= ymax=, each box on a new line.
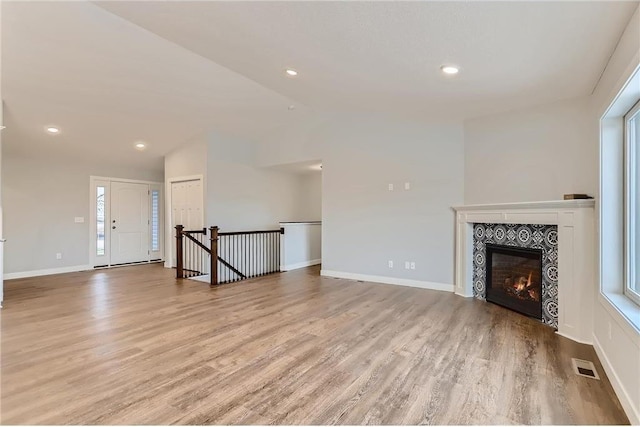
xmin=96 ymin=186 xmax=105 ymax=256
xmin=151 ymin=189 xmax=160 ymax=252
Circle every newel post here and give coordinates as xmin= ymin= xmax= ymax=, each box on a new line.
xmin=210 ymin=226 xmax=219 ymax=286
xmin=175 ymin=225 xmax=184 ymax=279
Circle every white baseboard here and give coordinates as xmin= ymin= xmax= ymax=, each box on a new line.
xmin=593 ymin=334 xmax=640 ymax=425
xmin=455 ymin=289 xmax=474 ymax=298
xmin=321 ymin=270 xmax=454 ymax=293
xmin=4 ymin=264 xmax=92 ymax=280
xmin=555 ymin=331 xmax=593 ymax=346
xmin=281 ymin=259 xmax=321 ymax=272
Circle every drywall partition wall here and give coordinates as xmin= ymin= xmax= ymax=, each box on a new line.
xmin=3 ymin=152 xmax=163 ymax=276
xmin=319 ymin=118 xmax=464 ymax=288
xmin=164 ymin=138 xmax=207 ymax=181
xmin=206 ymin=133 xmax=301 ymax=232
xmin=464 ymin=96 xmax=592 ymax=204
xmin=591 ymin=4 xmax=640 ymax=424
xmin=296 ymin=172 xmax=322 ymax=221
xmin=255 ymin=114 xmax=327 ymax=168
xmin=164 ymin=139 xmax=207 ymax=267
xmin=280 ymin=221 xmax=321 ymax=271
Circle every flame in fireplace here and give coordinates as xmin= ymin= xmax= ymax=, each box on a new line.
xmin=511 ymin=271 xmax=539 ymax=301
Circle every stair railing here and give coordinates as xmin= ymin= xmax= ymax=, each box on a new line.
xmin=175 ymin=225 xmax=280 ymax=286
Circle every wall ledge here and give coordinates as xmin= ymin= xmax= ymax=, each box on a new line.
xmin=453 ymin=199 xmax=595 ymax=211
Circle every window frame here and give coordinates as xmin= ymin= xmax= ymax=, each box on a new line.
xmin=624 ymin=99 xmax=640 ymax=306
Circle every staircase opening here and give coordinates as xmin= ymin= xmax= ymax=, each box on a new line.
xmin=175 ymin=225 xmax=281 ymax=286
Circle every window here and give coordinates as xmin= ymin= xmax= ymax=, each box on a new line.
xmin=96 ymin=186 xmax=105 ymax=256
xmin=624 ymin=100 xmax=640 ymax=305
xmin=151 ymin=189 xmax=160 ymax=252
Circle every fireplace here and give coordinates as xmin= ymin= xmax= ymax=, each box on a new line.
xmin=485 ymin=244 xmax=543 ymax=320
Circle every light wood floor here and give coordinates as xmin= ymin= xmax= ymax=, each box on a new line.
xmin=1 ymin=264 xmax=628 ymax=425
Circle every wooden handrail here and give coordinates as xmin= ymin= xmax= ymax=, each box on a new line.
xmin=183 ymin=228 xmax=206 ymax=234
xmin=218 ymin=229 xmax=282 ymax=236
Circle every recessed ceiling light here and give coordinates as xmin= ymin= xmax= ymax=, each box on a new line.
xmin=135 ymin=142 xmax=146 ymax=150
xmin=288 ymin=105 xmax=296 ymax=110
xmin=441 ymin=65 xmax=460 ymax=75
xmin=46 ymin=126 xmax=60 ymax=134
xmin=285 ymin=69 xmax=298 ymax=77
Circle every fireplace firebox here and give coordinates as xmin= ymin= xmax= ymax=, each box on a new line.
xmin=485 ymin=244 xmax=543 ymax=320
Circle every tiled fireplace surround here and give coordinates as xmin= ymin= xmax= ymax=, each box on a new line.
xmin=453 ymin=200 xmax=596 ymax=344
xmin=472 ymin=223 xmax=558 ymax=328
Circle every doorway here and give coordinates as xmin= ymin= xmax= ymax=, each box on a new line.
xmin=167 ymin=176 xmax=204 ymax=267
xmin=90 ymin=177 xmax=163 ymax=268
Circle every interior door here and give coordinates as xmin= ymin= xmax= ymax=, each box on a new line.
xmin=111 ymin=182 xmax=150 ymax=265
xmin=171 ymin=180 xmax=203 ymax=231
xmin=171 ymin=179 xmax=204 ymax=265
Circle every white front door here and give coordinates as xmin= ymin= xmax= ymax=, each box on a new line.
xmin=110 ymin=182 xmax=150 ymax=265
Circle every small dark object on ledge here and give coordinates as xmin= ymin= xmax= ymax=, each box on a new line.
xmin=563 ymin=194 xmax=593 ymax=200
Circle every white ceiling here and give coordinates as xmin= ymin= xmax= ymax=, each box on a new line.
xmin=1 ymin=1 xmax=306 ymax=170
xmin=96 ymin=1 xmax=638 ymax=119
xmin=2 ymin=1 xmax=638 ymax=171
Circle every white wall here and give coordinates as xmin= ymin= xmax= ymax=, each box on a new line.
xmin=206 ymin=133 xmax=302 ymax=232
xmin=254 ymin=115 xmax=464 ymax=288
xmin=3 ymin=152 xmax=163 ymax=275
xmin=296 ymin=172 xmax=322 ymax=221
xmin=164 ymin=138 xmax=207 ymax=181
xmin=280 ymin=222 xmax=321 ymax=271
xmin=320 ymin=118 xmax=464 ymax=286
xmin=464 ymin=96 xmax=593 ymax=204
xmin=590 ymin=5 xmax=640 ymax=424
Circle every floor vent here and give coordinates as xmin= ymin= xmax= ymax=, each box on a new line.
xmin=571 ymin=358 xmax=600 ymax=380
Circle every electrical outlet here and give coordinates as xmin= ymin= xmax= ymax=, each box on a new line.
xmin=56 ymin=253 xmax=62 ymax=260
xmin=388 ymin=260 xmax=394 ymax=268
xmin=74 ymin=217 xmax=85 ymax=223
xmin=410 ymin=262 xmax=416 ymax=270
xmin=405 ymin=261 xmax=410 ymax=269
xmin=388 ymin=183 xmax=394 ymax=191
xmin=404 ymin=182 xmax=411 ymax=190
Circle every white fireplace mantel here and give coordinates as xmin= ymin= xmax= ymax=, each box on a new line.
xmin=453 ymin=199 xmax=596 ymax=344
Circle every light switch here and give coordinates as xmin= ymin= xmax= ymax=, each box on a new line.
xmin=388 ymin=183 xmax=394 ymax=191
xmin=404 ymin=182 xmax=411 ymax=190
xmin=74 ymin=217 xmax=84 ymax=223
